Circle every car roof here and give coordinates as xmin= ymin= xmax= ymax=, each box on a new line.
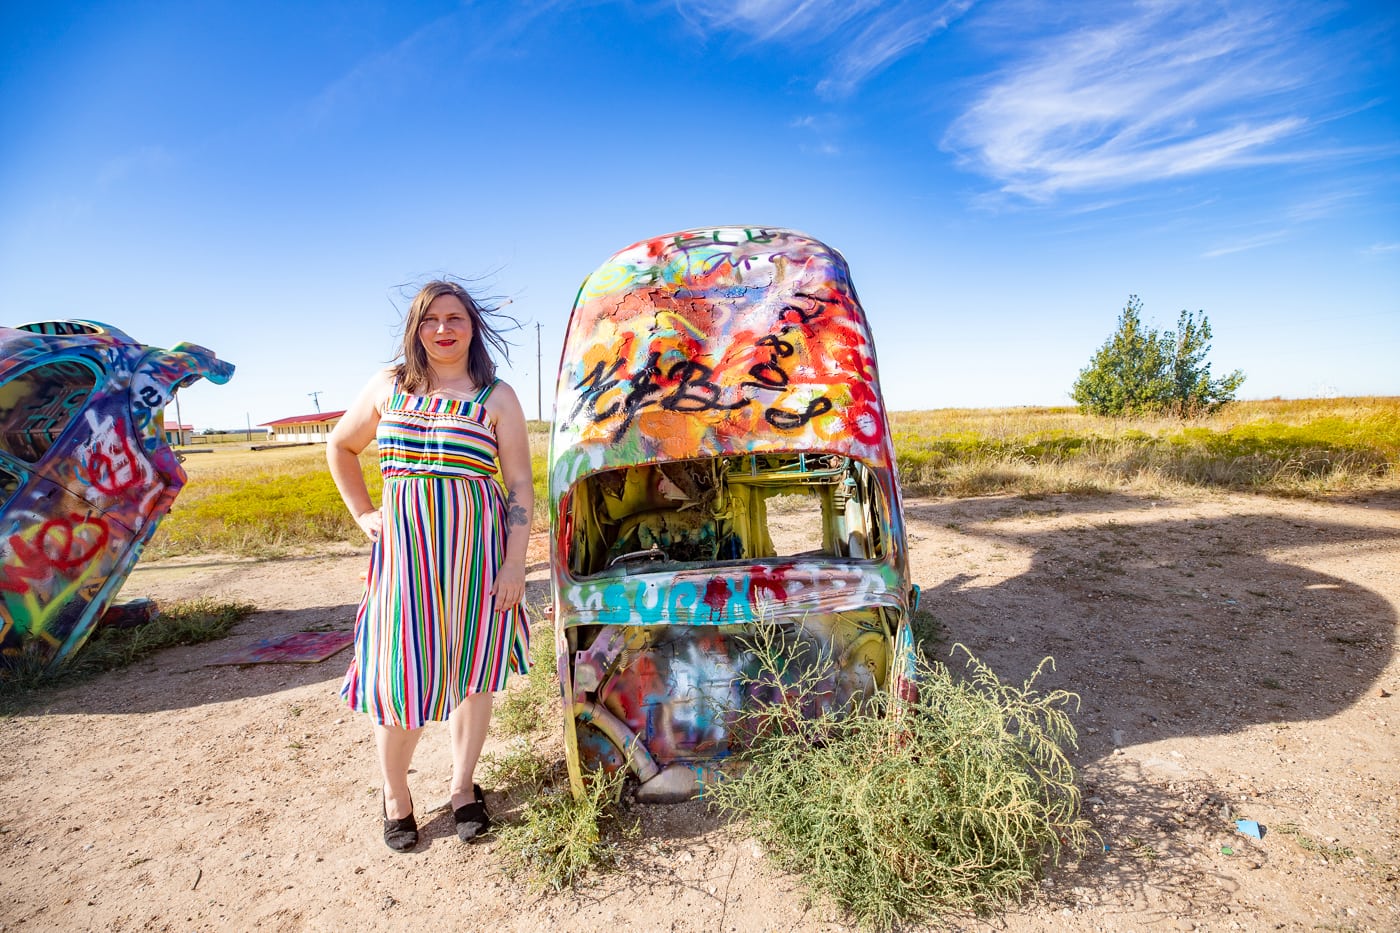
xmin=549 ymin=226 xmax=896 ymax=493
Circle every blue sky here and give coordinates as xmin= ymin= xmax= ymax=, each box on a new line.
xmin=2 ymin=0 xmax=1397 ymax=430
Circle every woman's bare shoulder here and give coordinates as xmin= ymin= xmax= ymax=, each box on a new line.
xmin=481 ymin=379 xmax=524 ymax=425
xmin=489 ymin=378 xmax=520 ymax=400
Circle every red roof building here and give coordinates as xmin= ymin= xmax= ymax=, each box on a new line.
xmin=258 ymin=410 xmax=346 ymax=443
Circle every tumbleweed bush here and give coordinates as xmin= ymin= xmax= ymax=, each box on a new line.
xmin=707 ymin=635 xmax=1091 ymax=930
xmin=494 ymin=764 xmax=637 ymax=892
xmin=488 ymin=628 xmax=634 ymax=893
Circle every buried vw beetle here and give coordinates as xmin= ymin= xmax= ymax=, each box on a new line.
xmin=549 ymin=226 xmax=918 ymax=801
xmin=0 ymin=320 xmax=233 ymax=672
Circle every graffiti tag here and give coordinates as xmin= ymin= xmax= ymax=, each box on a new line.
xmin=569 ymin=291 xmax=841 ymax=441
xmin=0 ymin=514 xmax=111 ymax=594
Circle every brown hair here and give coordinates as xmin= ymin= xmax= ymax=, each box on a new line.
xmin=394 ymin=280 xmax=511 ymax=394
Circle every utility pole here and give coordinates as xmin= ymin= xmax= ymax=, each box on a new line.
xmin=173 ymin=393 xmax=185 ymax=446
xmin=308 ymin=390 xmax=323 ymax=413
xmin=535 ymin=322 xmax=543 ymax=422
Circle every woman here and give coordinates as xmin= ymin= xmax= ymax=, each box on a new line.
xmin=328 ymin=279 xmax=532 ymax=850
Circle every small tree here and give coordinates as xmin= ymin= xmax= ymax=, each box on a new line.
xmin=1071 ymin=296 xmax=1171 ymax=416
xmin=1071 ymin=296 xmax=1244 ymax=417
xmin=1163 ymin=309 xmax=1245 ymax=416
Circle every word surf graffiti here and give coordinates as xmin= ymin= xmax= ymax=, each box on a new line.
xmin=0 ymin=320 xmax=234 ymax=672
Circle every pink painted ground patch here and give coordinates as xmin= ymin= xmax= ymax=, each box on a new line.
xmin=206 ymin=630 xmax=352 ymax=665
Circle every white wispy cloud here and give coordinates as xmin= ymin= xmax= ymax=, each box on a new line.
xmin=96 ymin=145 xmax=175 ymax=187
xmin=682 ymin=0 xmax=974 ymax=96
xmin=1196 ymin=185 xmax=1372 ymax=257
xmin=1283 ymin=188 xmax=1368 ymax=224
xmin=946 ymin=1 xmax=1323 ymax=200
xmin=1201 ymin=229 xmax=1290 ymax=259
xmin=816 ymin=1 xmax=977 ymax=98
xmin=1363 ymin=242 xmax=1400 ymax=257
xmin=306 ymin=16 xmax=453 ymax=125
xmin=683 ymin=0 xmax=883 ymax=42
xmin=305 ymin=3 xmax=571 ymax=125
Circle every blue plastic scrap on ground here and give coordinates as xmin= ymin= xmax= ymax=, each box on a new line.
xmin=1235 ymin=819 xmax=1264 ymax=839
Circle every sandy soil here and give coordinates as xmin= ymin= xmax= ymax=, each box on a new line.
xmin=2 ymin=490 xmax=1397 ymax=932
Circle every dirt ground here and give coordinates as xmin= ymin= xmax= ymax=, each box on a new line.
xmin=3 ymin=489 xmax=1397 ymax=932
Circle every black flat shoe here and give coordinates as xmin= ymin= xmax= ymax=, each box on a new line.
xmin=453 ymin=783 xmax=491 ymax=842
xmin=382 ymin=791 xmax=418 ymax=852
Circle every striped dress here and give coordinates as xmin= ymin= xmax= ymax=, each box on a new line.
xmin=341 ymin=378 xmax=530 ymax=728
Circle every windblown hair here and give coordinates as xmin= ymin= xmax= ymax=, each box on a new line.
xmin=395 ymin=279 xmax=513 ymax=394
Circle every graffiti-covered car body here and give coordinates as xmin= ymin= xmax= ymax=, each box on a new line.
xmin=549 ymin=226 xmax=917 ymax=801
xmin=0 ymin=320 xmax=234 ymax=671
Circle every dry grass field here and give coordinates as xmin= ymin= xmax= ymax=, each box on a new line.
xmin=147 ymin=398 xmax=1399 ymax=560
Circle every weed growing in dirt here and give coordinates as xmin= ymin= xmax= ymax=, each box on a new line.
xmin=0 ymin=597 xmax=255 ymax=710
xmin=1274 ymin=822 xmax=1359 ymax=862
xmin=481 ymin=739 xmax=555 ymax=791
xmin=486 ymin=619 xmax=634 ymax=893
xmin=494 ymin=766 xmax=637 ymax=892
xmin=909 ymin=605 xmax=946 ymax=650
xmin=493 ymin=612 xmax=559 ymax=737
xmin=76 ymin=597 xmax=254 ymax=671
xmin=706 ymin=636 xmax=1091 ymax=930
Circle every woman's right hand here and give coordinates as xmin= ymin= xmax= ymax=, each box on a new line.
xmin=356 ymin=508 xmax=383 ymax=542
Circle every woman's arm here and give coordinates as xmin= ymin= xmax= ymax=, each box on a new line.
xmin=327 ymin=369 xmax=392 ymax=541
xmin=488 ymin=381 xmax=532 ymax=610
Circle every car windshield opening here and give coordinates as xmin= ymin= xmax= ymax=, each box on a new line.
xmin=565 ymin=453 xmax=889 ymax=577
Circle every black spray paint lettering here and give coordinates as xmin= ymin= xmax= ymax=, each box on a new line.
xmin=765 ymin=396 xmax=833 ymax=430
xmin=571 ymin=302 xmax=838 ymax=438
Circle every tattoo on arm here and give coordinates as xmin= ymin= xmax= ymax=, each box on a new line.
xmin=506 ymin=491 xmax=528 ymax=528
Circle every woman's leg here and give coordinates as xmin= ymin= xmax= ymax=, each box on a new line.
xmin=375 ymin=722 xmax=424 ymax=819
xmin=448 ymin=691 xmax=494 ymax=808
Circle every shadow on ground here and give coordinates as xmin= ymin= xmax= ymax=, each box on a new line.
xmin=904 ymin=492 xmax=1396 ymax=756
xmin=13 ymin=581 xmax=556 ymax=717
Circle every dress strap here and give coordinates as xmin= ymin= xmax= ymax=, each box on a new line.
xmin=473 ymin=378 xmax=500 ymax=404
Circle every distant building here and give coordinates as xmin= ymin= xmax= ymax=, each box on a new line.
xmin=163 ymin=422 xmax=194 ymax=446
xmin=259 ymin=410 xmax=346 ymax=443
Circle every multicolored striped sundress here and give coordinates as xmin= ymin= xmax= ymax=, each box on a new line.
xmin=341 ymin=378 xmax=531 ymax=728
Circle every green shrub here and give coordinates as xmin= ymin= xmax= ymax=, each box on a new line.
xmin=707 ymin=638 xmax=1091 ymax=930
xmin=481 ymin=738 xmax=556 ymax=791
xmin=486 ymin=618 xmax=634 ymax=893
xmin=493 ymin=613 xmax=559 ymax=737
xmin=495 ymin=766 xmax=637 ymax=892
xmin=1072 ymin=297 xmax=1243 ymax=416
